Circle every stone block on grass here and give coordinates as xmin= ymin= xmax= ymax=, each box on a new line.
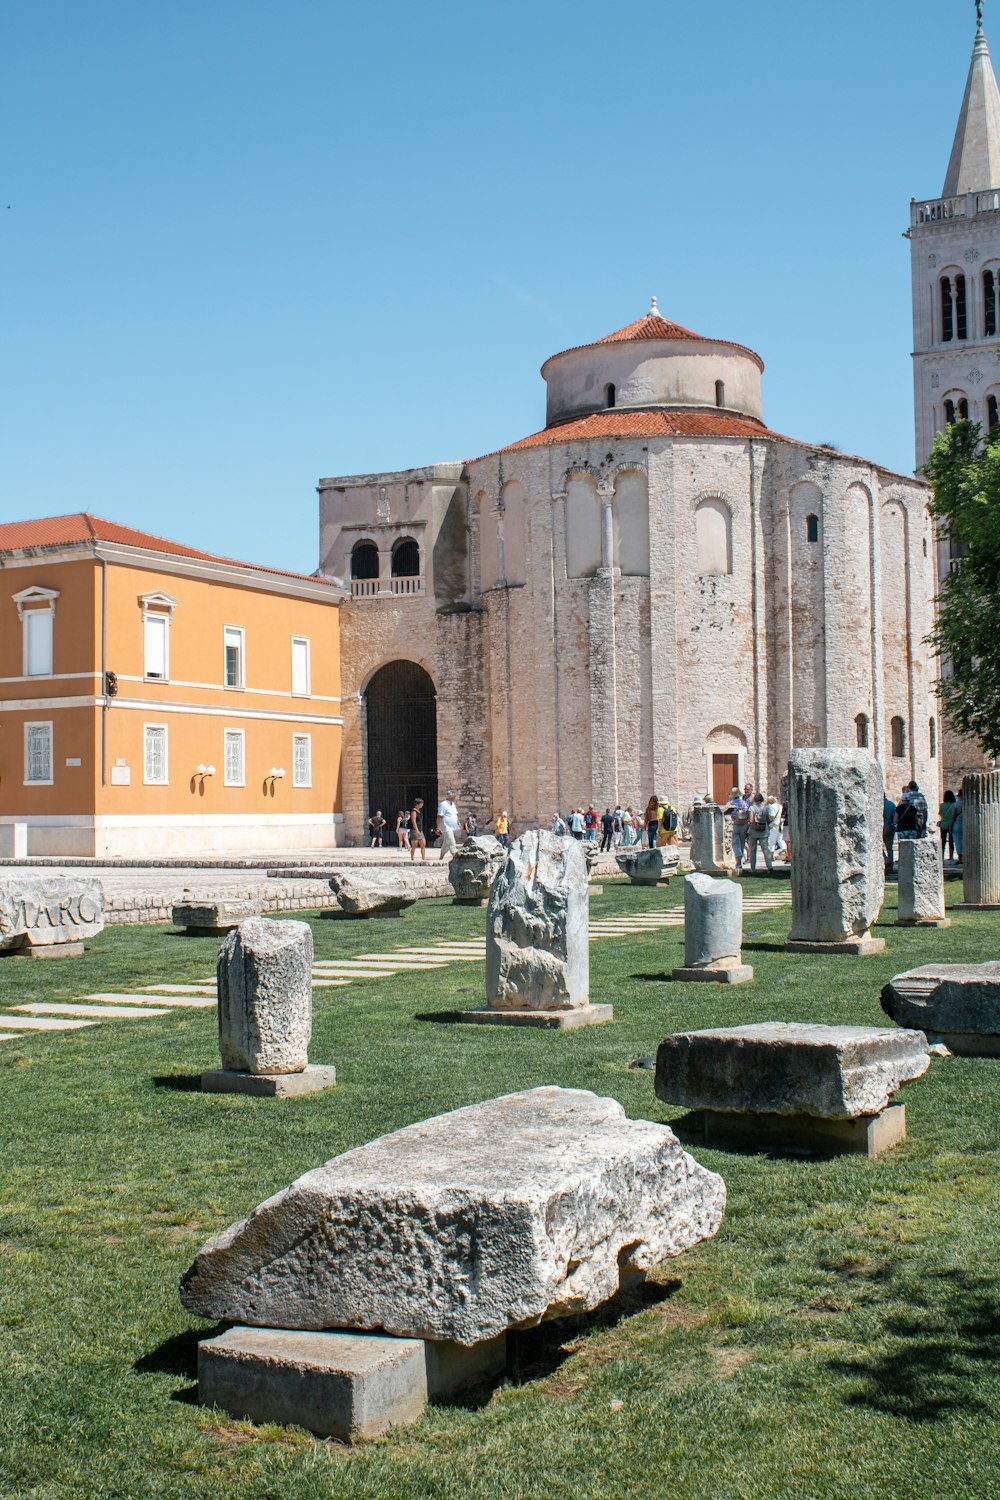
xmin=216 ymin=917 xmax=313 ymax=1075
xmin=896 ymin=840 xmax=948 ymax=926
xmin=785 ymin=749 xmax=885 ymax=954
xmin=180 ymin=1087 xmax=726 ymax=1345
xmin=328 ymin=874 xmax=417 ymax=918
xmin=881 ymin=962 xmax=1000 ymax=1054
xmin=172 ymin=899 xmax=261 ymax=935
xmin=0 ymin=878 xmax=104 ymax=956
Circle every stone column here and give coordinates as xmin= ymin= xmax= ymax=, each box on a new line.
xmin=961 ymin=770 xmax=1000 ymax=907
xmin=896 ymin=838 xmax=949 ymax=926
xmin=690 ymin=806 xmax=734 ymax=874
xmin=672 ymin=872 xmax=753 ymax=984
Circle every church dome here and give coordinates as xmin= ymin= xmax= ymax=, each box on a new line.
xmin=540 ymin=299 xmax=764 ymax=428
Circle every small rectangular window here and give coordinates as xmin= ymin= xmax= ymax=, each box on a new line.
xmin=292 ymin=733 xmax=312 ymax=787
xmin=144 ymin=724 xmax=168 ymax=784
xmin=224 ymin=626 xmax=244 ymax=688
xmin=291 ymin=636 xmax=310 ymax=696
xmin=144 ymin=614 xmax=168 ymax=680
xmin=224 ymin=729 xmax=245 ymax=786
xmin=24 ymin=722 xmax=53 ymax=783
xmin=24 ymin=610 xmax=53 ymax=677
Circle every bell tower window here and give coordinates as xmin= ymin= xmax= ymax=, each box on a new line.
xmin=715 ymin=380 xmax=725 ymax=408
xmin=942 ymin=276 xmax=954 ymax=342
xmin=958 ymin=397 xmax=970 ymax=420
xmin=944 ymin=399 xmax=956 ymax=424
xmin=989 ymin=395 xmax=999 ymax=430
xmin=985 ymin=269 xmax=997 ymax=337
xmin=956 ymin=273 xmax=968 ymax=340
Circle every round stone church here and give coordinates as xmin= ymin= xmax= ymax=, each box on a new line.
xmin=319 ymin=301 xmax=938 ymax=842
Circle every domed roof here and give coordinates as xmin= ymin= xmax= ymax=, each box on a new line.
xmin=542 ymin=298 xmax=764 ymax=374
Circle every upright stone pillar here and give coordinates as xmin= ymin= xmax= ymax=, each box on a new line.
xmin=672 ymin=873 xmax=753 ymax=984
xmin=690 ymin=805 xmax=734 ymax=874
xmin=785 ymin=749 xmax=886 ymax=955
xmin=896 ymin=840 xmax=950 ymax=927
xmin=960 ymin=771 xmax=1000 ymax=908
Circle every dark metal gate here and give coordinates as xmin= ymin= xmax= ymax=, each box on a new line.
xmin=365 ymin=661 xmax=438 ymax=826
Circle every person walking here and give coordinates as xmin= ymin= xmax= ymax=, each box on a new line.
xmin=551 ymin=811 xmax=567 ymax=835
xmin=895 ymin=780 xmax=929 ymax=845
xmin=494 ymin=810 xmax=511 ymax=848
xmin=644 ymin=795 xmax=660 ymax=848
xmin=464 ymin=810 xmax=478 ymax=837
xmin=953 ymin=790 xmax=964 ymax=863
xmin=395 ymin=810 xmax=410 ymax=851
xmin=745 ymin=793 xmax=774 ymax=873
xmin=765 ymin=792 xmax=785 ymax=859
xmin=584 ymin=806 xmax=598 ymax=843
xmin=600 ymin=808 xmax=615 ymax=852
xmin=939 ymin=789 xmax=957 ymax=862
xmin=883 ymin=790 xmax=897 ymax=874
xmin=436 ymin=789 xmax=461 ymax=860
xmin=567 ymin=807 xmax=585 ymax=840
xmin=408 ymin=798 xmax=427 ymax=861
xmin=659 ymin=798 xmax=680 ymax=846
xmin=368 ymin=810 xmax=386 ymax=847
xmin=724 ymin=786 xmax=750 ymax=870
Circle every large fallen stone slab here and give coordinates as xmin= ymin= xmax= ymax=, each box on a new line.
xmin=0 ymin=878 xmax=104 ymax=955
xmin=614 ymin=848 xmax=674 ymax=885
xmin=449 ymin=836 xmax=505 ymax=905
xmin=786 ymin=749 xmax=885 ymax=953
xmin=881 ymin=962 xmax=1000 ymax=1054
xmin=172 ymin=898 xmax=261 ymax=934
xmin=485 ymin=830 xmax=589 ymax=1011
xmin=655 ymin=1022 xmax=930 ymax=1120
xmin=179 ymin=1086 xmax=726 ymax=1345
xmin=217 ymin=918 xmax=313 ymax=1075
xmin=328 ymin=873 xmax=417 ymax=917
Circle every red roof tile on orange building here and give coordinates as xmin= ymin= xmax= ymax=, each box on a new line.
xmin=0 ymin=512 xmax=326 ymax=585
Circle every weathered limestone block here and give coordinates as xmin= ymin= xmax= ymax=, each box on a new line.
xmin=172 ymin=899 xmax=260 ymax=935
xmin=0 ymin=878 xmax=104 ymax=955
xmin=448 ymin=836 xmax=505 ymax=905
xmin=329 ymin=873 xmax=417 ymax=917
xmin=672 ymin=873 xmax=752 ymax=984
xmin=786 ymin=749 xmax=885 ymax=953
xmin=961 ymin=771 xmax=1000 ymax=907
xmin=485 ymin=830 xmax=588 ymax=1010
xmin=615 ymin=848 xmax=673 ymax=885
xmin=217 ymin=918 xmax=313 ymax=1075
xmin=655 ymin=1022 xmax=930 ymax=1118
xmin=896 ymin=840 xmax=948 ymax=926
xmin=179 ymin=1087 xmax=727 ymax=1345
xmin=881 ymin=962 xmax=1000 ymax=1053
xmin=690 ymin=806 xmax=734 ymax=874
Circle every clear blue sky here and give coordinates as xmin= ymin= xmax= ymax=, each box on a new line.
xmin=0 ymin=0 xmax=985 ymax=572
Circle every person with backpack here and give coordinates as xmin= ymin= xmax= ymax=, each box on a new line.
xmin=895 ymin=780 xmax=929 ymax=843
xmin=745 ymin=793 xmax=774 ymax=873
xmin=724 ymin=785 xmax=751 ymax=870
xmin=658 ymin=798 xmax=680 ymax=846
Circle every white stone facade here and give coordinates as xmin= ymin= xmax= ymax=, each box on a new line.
xmin=320 ymin=309 xmax=938 ymax=842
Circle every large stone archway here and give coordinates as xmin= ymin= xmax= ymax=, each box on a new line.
xmin=364 ymin=661 xmax=438 ymax=826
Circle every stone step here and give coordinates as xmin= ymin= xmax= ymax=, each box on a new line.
xmin=81 ymin=992 xmax=217 ymax=1008
xmin=146 ymin=984 xmax=217 ymax=995
xmin=0 ymin=1015 xmax=95 ymax=1030
xmin=13 ymin=1002 xmax=170 ymax=1019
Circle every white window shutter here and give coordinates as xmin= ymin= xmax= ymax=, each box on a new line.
xmin=292 ymin=638 xmax=309 ymax=695
xmin=224 ymin=731 xmax=244 ymax=785
xmin=144 ymin=615 xmax=167 ymax=679
xmin=144 ymin=727 xmax=166 ymax=783
xmin=293 ymin=734 xmax=311 ymax=786
xmin=25 ymin=611 xmax=53 ymax=676
xmin=25 ymin=725 xmax=52 ymax=781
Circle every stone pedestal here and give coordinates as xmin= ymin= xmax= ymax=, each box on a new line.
xmin=702 ymin=1104 xmax=906 ymax=1159
xmin=197 ymin=1326 xmax=506 ymax=1442
xmin=690 ymin=806 xmax=734 ymax=874
xmin=202 ymin=1065 xmax=337 ymax=1098
xmin=672 ymin=873 xmax=752 ymax=984
xmin=785 ymin=749 xmax=885 ymax=954
xmin=461 ymin=831 xmax=610 ymax=1027
xmin=896 ymin=840 xmax=950 ymax=926
xmin=960 ymin=771 xmax=1000 ymax=908
xmin=172 ymin=899 xmax=260 ymax=935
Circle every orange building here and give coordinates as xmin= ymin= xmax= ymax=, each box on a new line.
xmin=0 ymin=514 xmax=345 ymax=856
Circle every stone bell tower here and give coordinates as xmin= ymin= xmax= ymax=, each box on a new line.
xmin=909 ymin=0 xmax=1000 ymax=473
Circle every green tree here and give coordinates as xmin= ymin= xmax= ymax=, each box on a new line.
xmin=925 ymin=419 xmax=1000 ymax=756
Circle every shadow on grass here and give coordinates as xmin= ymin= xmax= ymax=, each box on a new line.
xmin=153 ymin=1074 xmax=205 ymax=1092
xmin=415 ymin=1011 xmax=465 ymax=1024
xmin=136 ymin=1325 xmax=227 ymax=1405
xmin=828 ymin=1270 xmax=1000 ymax=1421
xmin=503 ymin=1277 xmax=683 ymax=1390
xmin=741 ymin=940 xmax=786 ymax=953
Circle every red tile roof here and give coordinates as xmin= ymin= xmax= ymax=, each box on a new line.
xmin=0 ymin=512 xmax=329 ymax=586
xmin=490 ymin=408 xmax=782 ymax=455
xmin=542 ymin=306 xmax=764 ymax=372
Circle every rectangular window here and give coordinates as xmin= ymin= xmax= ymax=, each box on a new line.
xmin=144 ymin=724 xmax=168 ymax=784
xmin=292 ymin=733 xmax=312 ymax=788
xmin=143 ymin=614 xmax=168 ymax=680
xmin=24 ymin=722 xmax=53 ymax=783
xmin=224 ymin=728 xmax=245 ymax=786
xmin=24 ymin=610 xmax=53 ymax=677
xmin=291 ymin=636 xmax=310 ymax=696
xmin=224 ymin=626 xmax=244 ymax=688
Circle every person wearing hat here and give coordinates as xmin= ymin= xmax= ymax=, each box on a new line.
xmin=724 ymin=785 xmax=751 ymax=871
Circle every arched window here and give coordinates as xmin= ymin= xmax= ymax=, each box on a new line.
xmin=806 ymin=514 xmax=820 ymax=543
xmin=891 ymin=715 xmax=906 ymax=758
xmin=605 ymin=383 xmax=616 ymax=409
xmin=958 ymin=397 xmax=970 ymax=420
xmin=942 ymin=276 xmax=954 ymax=341
xmin=985 ymin=268 xmax=997 ymax=336
xmin=351 ymin=541 xmax=379 ymax=579
xmin=944 ymin=399 xmax=956 ymax=425
xmin=929 ymin=715 xmax=937 ymax=759
xmin=715 ymin=380 xmax=726 ymax=408
xmin=989 ymin=395 xmax=999 ymax=431
xmin=391 ymin=537 xmax=420 ymax=577
xmin=855 ymin=712 xmax=869 ymax=749
xmin=695 ymin=499 xmax=733 ymax=576
xmin=956 ymin=273 xmax=968 ymax=340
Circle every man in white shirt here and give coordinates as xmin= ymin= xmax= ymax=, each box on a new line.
xmin=436 ymin=790 xmax=461 ymax=860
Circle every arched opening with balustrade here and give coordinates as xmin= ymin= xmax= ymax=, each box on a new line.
xmin=364 ymin=661 xmax=438 ymax=825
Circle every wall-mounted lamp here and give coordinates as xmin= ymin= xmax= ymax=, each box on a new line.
xmin=266 ymin=767 xmax=286 ymax=781
xmin=195 ymin=764 xmax=217 ymax=779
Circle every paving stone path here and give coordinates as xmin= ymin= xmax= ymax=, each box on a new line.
xmin=0 ymin=891 xmax=792 ymax=1041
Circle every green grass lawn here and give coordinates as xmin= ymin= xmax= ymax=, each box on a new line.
xmin=1 ymin=876 xmax=999 ymax=1500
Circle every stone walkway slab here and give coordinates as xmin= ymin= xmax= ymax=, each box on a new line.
xmin=146 ymin=984 xmax=218 ymax=995
xmin=13 ymin=1002 xmax=171 ymax=1019
xmin=0 ymin=1015 xmax=94 ymax=1030
xmin=81 ymin=992 xmax=217 ymax=1008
